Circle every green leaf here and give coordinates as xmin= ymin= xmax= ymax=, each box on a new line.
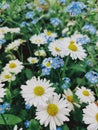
xmin=25 ymin=68 xmax=33 ymax=79
xmin=0 ymin=114 xmax=22 ymax=125
xmin=62 ymin=123 xmax=69 ymax=130
xmin=29 ymin=119 xmax=40 ymax=130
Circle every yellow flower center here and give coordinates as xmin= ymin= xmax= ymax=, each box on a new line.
xmin=96 ymin=113 xmax=98 ymax=122
xmin=4 ymin=74 xmax=11 ymax=79
xmin=67 ymin=95 xmax=73 ymax=102
xmin=34 ymin=86 xmax=45 ymax=96
xmin=1 ymin=29 xmax=5 ymax=33
xmin=68 ymin=40 xmax=78 ymax=51
xmin=31 ymin=59 xmax=36 ymax=63
xmin=47 ymin=104 xmax=58 ymax=116
xmin=82 ymin=90 xmax=90 ymax=96
xmin=55 ymin=47 xmax=61 ymax=52
xmin=35 ymin=39 xmax=41 ymax=44
xmin=9 ymin=63 xmax=17 ymax=68
xmin=45 ymin=62 xmax=51 ymax=67
xmin=46 ymin=31 xmax=52 ymax=36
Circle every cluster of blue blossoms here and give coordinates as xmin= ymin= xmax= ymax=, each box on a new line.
xmin=82 ymin=24 xmax=96 ymax=34
xmin=0 ymin=102 xmax=10 ymax=114
xmin=50 ymin=18 xmax=62 ymax=27
xmin=85 ymin=71 xmax=98 ymax=84
xmin=61 ymin=77 xmax=71 ymax=89
xmin=42 ymin=57 xmax=64 ymax=76
xmin=66 ymin=2 xmax=86 ymax=16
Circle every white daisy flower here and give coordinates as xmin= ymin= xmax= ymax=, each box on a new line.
xmin=75 ymin=86 xmax=95 ymax=103
xmin=48 ymin=39 xmax=66 ymax=57
xmin=30 ymin=34 xmax=46 ymax=46
xmin=27 ymin=57 xmax=39 ymax=64
xmin=21 ymin=77 xmax=55 ymax=107
xmin=9 ymin=28 xmax=20 ymax=33
xmin=13 ymin=125 xmax=23 ymax=130
xmin=0 ymin=34 xmax=4 ymax=40
xmin=83 ymin=103 xmax=98 ymax=130
xmin=44 ymin=29 xmax=57 ymax=38
xmin=0 ymin=27 xmax=10 ymax=34
xmin=34 ymin=50 xmax=46 ymax=57
xmin=0 ymin=71 xmax=16 ymax=82
xmin=36 ymin=94 xmax=70 ymax=130
xmin=63 ymin=88 xmax=80 ymax=111
xmin=0 ymin=83 xmax=6 ymax=102
xmin=63 ymin=37 xmax=87 ymax=60
xmin=3 ymin=59 xmax=24 ymax=75
xmin=5 ymin=39 xmax=26 ymax=52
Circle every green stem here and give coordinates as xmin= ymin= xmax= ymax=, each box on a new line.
xmin=62 ymin=56 xmax=69 ymax=79
xmin=1 ymin=114 xmax=10 ymax=130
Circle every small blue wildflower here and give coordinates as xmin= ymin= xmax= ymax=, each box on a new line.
xmin=51 ymin=57 xmax=64 ymax=69
xmin=82 ymin=24 xmax=96 ymax=34
xmin=31 ymin=18 xmax=39 ymax=25
xmin=20 ymin=21 xmax=27 ymax=28
xmin=58 ymin=0 xmax=66 ymax=5
xmin=85 ymin=71 xmax=98 ymax=84
xmin=24 ymin=120 xmax=30 ymax=128
xmin=0 ymin=18 xmax=2 ymax=23
xmin=25 ymin=104 xmax=31 ymax=110
xmin=50 ymin=18 xmax=62 ymax=27
xmin=62 ymin=77 xmax=71 ymax=89
xmin=39 ymin=0 xmax=47 ymax=5
xmin=63 ymin=77 xmax=71 ymax=83
xmin=0 ymin=105 xmax=5 ymax=114
xmin=0 ymin=39 xmax=6 ymax=44
xmin=85 ymin=60 xmax=93 ymax=67
xmin=36 ymin=7 xmax=43 ymax=12
xmin=42 ymin=68 xmax=51 ymax=76
xmin=2 ymin=3 xmax=9 ymax=10
xmin=76 ymin=36 xmax=90 ymax=45
xmin=56 ymin=127 xmax=62 ymax=130
xmin=66 ymin=2 xmax=86 ymax=16
xmin=3 ymin=102 xmax=10 ymax=110
xmin=61 ymin=83 xmax=68 ymax=89
xmin=25 ymin=11 xmax=35 ymax=19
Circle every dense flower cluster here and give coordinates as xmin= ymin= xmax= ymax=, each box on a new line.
xmin=0 ymin=0 xmax=98 ymax=130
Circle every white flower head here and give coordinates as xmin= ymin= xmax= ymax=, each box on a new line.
xmin=30 ymin=34 xmax=46 ymax=46
xmin=48 ymin=39 xmax=66 ymax=58
xmin=34 ymin=50 xmax=46 ymax=57
xmin=0 ymin=27 xmax=10 ymax=34
xmin=0 ymin=83 xmax=6 ymax=102
xmin=9 ymin=28 xmax=20 ymax=33
xmin=63 ymin=37 xmax=87 ymax=60
xmin=83 ymin=103 xmax=98 ymax=130
xmin=75 ymin=86 xmax=95 ymax=103
xmin=0 ymin=70 xmax=16 ymax=82
xmin=13 ymin=125 xmax=23 ymax=130
xmin=3 ymin=59 xmax=24 ymax=75
xmin=21 ymin=77 xmax=55 ymax=107
xmin=27 ymin=57 xmax=39 ymax=64
xmin=36 ymin=94 xmax=70 ymax=130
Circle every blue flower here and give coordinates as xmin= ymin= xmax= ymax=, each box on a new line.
xmin=58 ymin=0 xmax=66 ymax=5
xmin=2 ymin=3 xmax=9 ymax=10
xmin=76 ymin=36 xmax=90 ymax=45
xmin=0 ymin=18 xmax=2 ymax=23
xmin=20 ymin=21 xmax=27 ymax=28
xmin=62 ymin=77 xmax=71 ymax=89
xmin=82 ymin=24 xmax=96 ymax=34
xmin=42 ymin=68 xmax=51 ymax=76
xmin=0 ymin=39 xmax=6 ymax=44
xmin=25 ymin=11 xmax=35 ymax=19
xmin=85 ymin=71 xmax=98 ymax=84
xmin=39 ymin=0 xmax=47 ymax=5
xmin=56 ymin=127 xmax=62 ymax=130
xmin=24 ymin=120 xmax=30 ymax=128
xmin=31 ymin=18 xmax=39 ymax=25
xmin=66 ymin=2 xmax=86 ymax=16
xmin=51 ymin=57 xmax=64 ymax=69
xmin=0 ymin=105 xmax=5 ymax=114
xmin=25 ymin=104 xmax=31 ymax=110
xmin=50 ymin=18 xmax=62 ymax=27
xmin=3 ymin=102 xmax=10 ymax=110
